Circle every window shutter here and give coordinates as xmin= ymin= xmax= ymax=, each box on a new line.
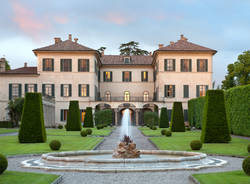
xmin=205 ymin=85 xmax=208 ymax=95
xmin=110 ymin=72 xmax=113 ymax=82
xmin=52 ymin=84 xmax=55 ymax=97
xmin=61 ymin=84 xmax=64 ymax=97
xmin=34 ymin=84 xmax=38 ymax=92
xmin=196 ymin=85 xmax=200 ymax=97
xmin=52 ymin=59 xmax=54 ymax=71
xmin=197 ymin=59 xmax=200 ymax=72
xmin=60 ymin=60 xmax=63 ymax=71
xmin=25 ymin=84 xmax=28 ymax=93
xmin=173 ymin=59 xmax=176 ymax=71
xmin=141 ymin=71 xmax=143 ymax=81
xmin=146 ymin=71 xmax=148 ymax=81
xmin=42 ymin=84 xmax=45 ymax=96
xmin=98 ymin=71 xmax=100 ymax=82
xmin=103 ymin=72 xmax=106 ymax=82
xmin=181 ymin=59 xmax=184 ymax=71
xmin=78 ymin=84 xmax=81 ymax=97
xmin=18 ymin=84 xmax=22 ymax=97
xmin=69 ymin=84 xmax=72 ymax=97
xmin=78 ymin=60 xmax=80 ymax=72
xmin=129 ymin=72 xmax=132 ymax=82
xmin=164 ymin=85 xmax=167 ymax=97
xmin=87 ymin=59 xmax=89 ymax=72
xmin=164 ymin=59 xmax=167 ymax=71
xmin=205 ymin=59 xmax=208 ymax=72
xmin=189 ymin=59 xmax=192 ymax=72
xmin=173 ymin=85 xmax=175 ymax=97
xmin=42 ymin=59 xmax=45 ymax=71
xmin=9 ymin=84 xmax=12 ymax=100
xmin=69 ymin=60 xmax=72 ymax=72
xmin=86 ymin=84 xmax=89 ymax=96
xmin=184 ymin=85 xmax=189 ymax=98
xmin=60 ymin=110 xmax=64 ymax=121
xmin=122 ymin=72 xmax=125 ymax=82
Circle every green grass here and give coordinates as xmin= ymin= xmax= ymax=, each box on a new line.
xmin=139 ymin=127 xmax=168 ymax=136
xmin=140 ymin=127 xmax=250 ymax=157
xmin=46 ymin=127 xmax=113 ymax=136
xmin=0 ymin=128 xmax=18 ymax=134
xmin=193 ymin=170 xmax=250 ymax=184
xmin=0 ymin=171 xmax=59 ymax=184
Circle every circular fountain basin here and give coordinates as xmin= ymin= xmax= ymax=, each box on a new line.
xmin=22 ymin=150 xmax=227 ymax=172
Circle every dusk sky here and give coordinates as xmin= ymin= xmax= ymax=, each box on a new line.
xmin=1 ymin=0 xmax=250 ymax=86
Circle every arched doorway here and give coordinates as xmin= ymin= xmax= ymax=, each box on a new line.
xmin=117 ymin=103 xmax=136 ymax=126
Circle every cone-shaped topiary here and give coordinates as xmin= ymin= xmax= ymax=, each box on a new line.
xmin=159 ymin=107 xmax=169 ymax=128
xmin=242 ymin=156 xmax=250 ymax=176
xmin=18 ymin=93 xmax=46 ymax=143
xmin=66 ymin=101 xmax=82 ymax=131
xmin=0 ymin=154 xmax=8 ymax=174
xmin=201 ymin=90 xmax=231 ymax=143
xmin=83 ymin=107 xmax=94 ymax=127
xmin=170 ymin=102 xmax=185 ymax=132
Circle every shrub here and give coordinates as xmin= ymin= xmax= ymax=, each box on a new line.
xmin=144 ymin=111 xmax=159 ymax=127
xmin=151 ymin=126 xmax=157 ymax=130
xmin=248 ymin=144 xmax=250 ymax=153
xmin=190 ymin=140 xmax=202 ymax=150
xmin=201 ymin=90 xmax=231 ymax=143
xmin=0 ymin=154 xmax=8 ymax=174
xmin=161 ymin=129 xmax=167 ymax=135
xmin=188 ymin=97 xmax=205 ymax=129
xmin=96 ymin=124 xmax=103 ymax=130
xmin=58 ymin=125 xmax=63 ymax=129
xmin=80 ymin=130 xmax=88 ymax=137
xmin=49 ymin=140 xmax=61 ymax=151
xmin=83 ymin=107 xmax=94 ymax=127
xmin=242 ymin=156 xmax=250 ymax=176
xmin=94 ymin=109 xmax=113 ymax=126
xmin=225 ymin=85 xmax=250 ymax=136
xmin=186 ymin=126 xmax=191 ymax=131
xmin=66 ymin=101 xmax=82 ymax=131
xmin=165 ymin=131 xmax=172 ymax=137
xmin=86 ymin=129 xmax=92 ymax=135
xmin=0 ymin=121 xmax=14 ymax=128
xmin=170 ymin=102 xmax=185 ymax=132
xmin=159 ymin=107 xmax=169 ymax=128
xmin=18 ymin=93 xmax=46 ymax=143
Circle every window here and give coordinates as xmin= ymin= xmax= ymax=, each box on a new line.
xmin=60 ymin=109 xmax=68 ymax=122
xmin=143 ymin=91 xmax=149 ymax=102
xmin=164 ymin=85 xmax=175 ymax=98
xmin=11 ymin=84 xmax=21 ymax=99
xmin=124 ymin=91 xmax=130 ymax=101
xmin=42 ymin=84 xmax=54 ymax=97
xmin=122 ymin=71 xmax=131 ymax=82
xmin=164 ymin=59 xmax=175 ymax=71
xmin=197 ymin=59 xmax=208 ymax=72
xmin=181 ymin=59 xmax=192 ymax=72
xmin=80 ymin=110 xmax=86 ymax=122
xmin=25 ymin=84 xmax=37 ymax=93
xmin=103 ymin=71 xmax=112 ymax=82
xmin=124 ymin=57 xmax=130 ymax=64
xmin=78 ymin=59 xmax=89 ymax=72
xmin=60 ymin=59 xmax=72 ymax=72
xmin=105 ymin=91 xmax=111 ymax=101
xmin=196 ymin=85 xmax=208 ymax=97
xmin=79 ymin=84 xmax=89 ymax=97
xmin=61 ymin=84 xmax=72 ymax=97
xmin=141 ymin=71 xmax=148 ymax=82
xmin=42 ymin=58 xmax=54 ymax=71
xmin=183 ymin=85 xmax=189 ymax=98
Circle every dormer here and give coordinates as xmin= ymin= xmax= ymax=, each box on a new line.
xmin=124 ymin=56 xmax=131 ymax=64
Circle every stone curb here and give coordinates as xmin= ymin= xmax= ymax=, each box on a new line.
xmin=147 ymin=138 xmax=159 ymax=150
xmin=7 ymin=153 xmax=42 ymax=159
xmin=51 ymin=175 xmax=63 ymax=184
xmin=189 ymin=175 xmax=200 ymax=184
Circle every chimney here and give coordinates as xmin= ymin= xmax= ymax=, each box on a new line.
xmin=170 ymin=41 xmax=174 ymax=45
xmin=158 ymin=44 xmax=164 ymax=48
xmin=0 ymin=57 xmax=6 ymax=72
xmin=24 ymin=62 xmax=27 ymax=67
xmin=68 ymin=34 xmax=72 ymax=40
xmin=180 ymin=34 xmax=188 ymax=41
xmin=54 ymin=37 xmax=61 ymax=44
xmin=74 ymin=38 xmax=78 ymax=43
xmin=101 ymin=51 xmax=104 ymax=56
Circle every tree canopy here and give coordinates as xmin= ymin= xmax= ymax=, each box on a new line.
xmin=98 ymin=47 xmax=106 ymax=53
xmin=119 ymin=41 xmax=149 ymax=56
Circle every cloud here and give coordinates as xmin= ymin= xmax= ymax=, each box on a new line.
xmin=54 ymin=16 xmax=69 ymax=24
xmin=102 ymin=12 xmax=134 ymax=25
xmin=10 ymin=0 xmax=50 ymax=41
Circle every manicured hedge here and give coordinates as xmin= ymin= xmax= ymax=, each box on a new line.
xmin=83 ymin=107 xmax=94 ymax=127
xmin=18 ymin=93 xmax=46 ymax=143
xmin=0 ymin=121 xmax=14 ymax=128
xmin=144 ymin=111 xmax=159 ymax=127
xmin=66 ymin=101 xmax=82 ymax=131
xmin=201 ymin=90 xmax=231 ymax=143
xmin=170 ymin=102 xmax=185 ymax=132
xmin=159 ymin=107 xmax=169 ymax=128
xmin=94 ymin=109 xmax=113 ymax=126
xmin=188 ymin=97 xmax=205 ymax=129
xmin=225 ymin=84 xmax=250 ymax=136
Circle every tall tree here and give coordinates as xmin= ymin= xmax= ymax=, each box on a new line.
xmin=5 ymin=60 xmax=11 ymax=71
xmin=222 ymin=64 xmax=236 ymax=89
xmin=98 ymin=47 xmax=106 ymax=53
xmin=7 ymin=97 xmax=24 ymax=127
xmin=119 ymin=41 xmax=149 ymax=56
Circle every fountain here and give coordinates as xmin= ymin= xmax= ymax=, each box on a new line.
xmin=21 ymin=108 xmax=227 ymax=172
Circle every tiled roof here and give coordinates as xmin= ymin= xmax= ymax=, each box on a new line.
xmin=0 ymin=67 xmax=38 ymax=75
xmin=101 ymin=55 xmax=153 ymax=65
xmin=33 ymin=39 xmax=96 ymax=52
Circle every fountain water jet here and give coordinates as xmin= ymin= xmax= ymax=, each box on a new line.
xmin=120 ymin=109 xmax=131 ymax=138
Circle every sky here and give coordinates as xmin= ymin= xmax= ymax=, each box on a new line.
xmin=0 ymin=0 xmax=250 ymax=86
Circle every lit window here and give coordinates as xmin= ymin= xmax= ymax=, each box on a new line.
xmin=141 ymin=71 xmax=148 ymax=82
xmin=62 ymin=84 xmax=70 ymax=97
xmin=143 ymin=91 xmax=149 ymax=101
xmin=45 ymin=84 xmax=52 ymax=96
xmin=79 ymin=84 xmax=89 ymax=97
xmin=61 ymin=109 xmax=68 ymax=121
xmin=199 ymin=85 xmax=207 ymax=96
xmin=165 ymin=85 xmax=175 ymax=98
xmin=27 ymin=84 xmax=35 ymax=93
xmin=123 ymin=71 xmax=131 ymax=82
xmin=124 ymin=91 xmax=130 ymax=101
xmin=105 ymin=91 xmax=111 ymax=101
xmin=104 ymin=71 xmax=112 ymax=82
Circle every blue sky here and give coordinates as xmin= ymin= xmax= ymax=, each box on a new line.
xmin=0 ymin=0 xmax=249 ymax=86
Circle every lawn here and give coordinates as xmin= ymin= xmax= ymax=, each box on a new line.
xmin=0 ymin=128 xmax=18 ymax=134
xmin=0 ymin=171 xmax=59 ymax=184
xmin=192 ymin=170 xmax=250 ymax=184
xmin=140 ymin=127 xmax=250 ymax=157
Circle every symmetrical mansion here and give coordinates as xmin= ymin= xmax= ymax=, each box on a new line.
xmin=0 ymin=34 xmax=216 ymax=126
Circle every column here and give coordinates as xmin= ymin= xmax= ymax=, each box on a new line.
xmin=135 ymin=109 xmax=140 ymax=126
xmin=114 ymin=109 xmax=118 ymax=126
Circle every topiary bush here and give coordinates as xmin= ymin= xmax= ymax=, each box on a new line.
xmin=159 ymin=107 xmax=169 ymax=128
xmin=80 ymin=130 xmax=88 ymax=137
xmin=248 ymin=144 xmax=250 ymax=153
xmin=242 ymin=156 xmax=250 ymax=176
xmin=201 ymin=90 xmax=231 ymax=143
xmin=66 ymin=101 xmax=82 ymax=131
xmin=83 ymin=107 xmax=94 ymax=127
xmin=151 ymin=126 xmax=157 ymax=130
xmin=96 ymin=124 xmax=103 ymax=130
xmin=170 ymin=102 xmax=185 ymax=132
xmin=144 ymin=111 xmax=159 ymax=127
xmin=94 ymin=109 xmax=113 ymax=126
xmin=161 ymin=129 xmax=167 ymax=135
xmin=165 ymin=131 xmax=172 ymax=137
xmin=58 ymin=125 xmax=63 ymax=129
xmin=18 ymin=93 xmax=46 ymax=143
xmin=190 ymin=140 xmax=202 ymax=150
xmin=86 ymin=129 xmax=92 ymax=135
xmin=49 ymin=140 xmax=61 ymax=151
xmin=0 ymin=154 xmax=8 ymax=175
xmin=188 ymin=97 xmax=205 ymax=129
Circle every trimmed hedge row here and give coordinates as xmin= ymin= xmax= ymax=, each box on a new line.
xmin=83 ymin=107 xmax=94 ymax=128
xmin=188 ymin=97 xmax=205 ymax=129
xmin=170 ymin=102 xmax=185 ymax=132
xmin=66 ymin=101 xmax=82 ymax=131
xmin=94 ymin=109 xmax=113 ymax=126
xmin=159 ymin=107 xmax=169 ymax=128
xmin=0 ymin=121 xmax=14 ymax=128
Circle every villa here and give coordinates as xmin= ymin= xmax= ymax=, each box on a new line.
xmin=0 ymin=34 xmax=217 ymax=126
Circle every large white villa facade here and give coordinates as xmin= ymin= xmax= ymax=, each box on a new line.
xmin=0 ymin=34 xmax=216 ymax=126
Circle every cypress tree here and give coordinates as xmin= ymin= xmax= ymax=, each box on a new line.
xmin=66 ymin=101 xmax=82 ymax=131
xmin=159 ymin=107 xmax=169 ymax=128
xmin=170 ymin=102 xmax=185 ymax=132
xmin=83 ymin=107 xmax=94 ymax=127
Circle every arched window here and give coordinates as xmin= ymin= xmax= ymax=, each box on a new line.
xmin=124 ymin=91 xmax=130 ymax=102
xmin=143 ymin=91 xmax=149 ymax=102
xmin=105 ymin=91 xmax=111 ymax=101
